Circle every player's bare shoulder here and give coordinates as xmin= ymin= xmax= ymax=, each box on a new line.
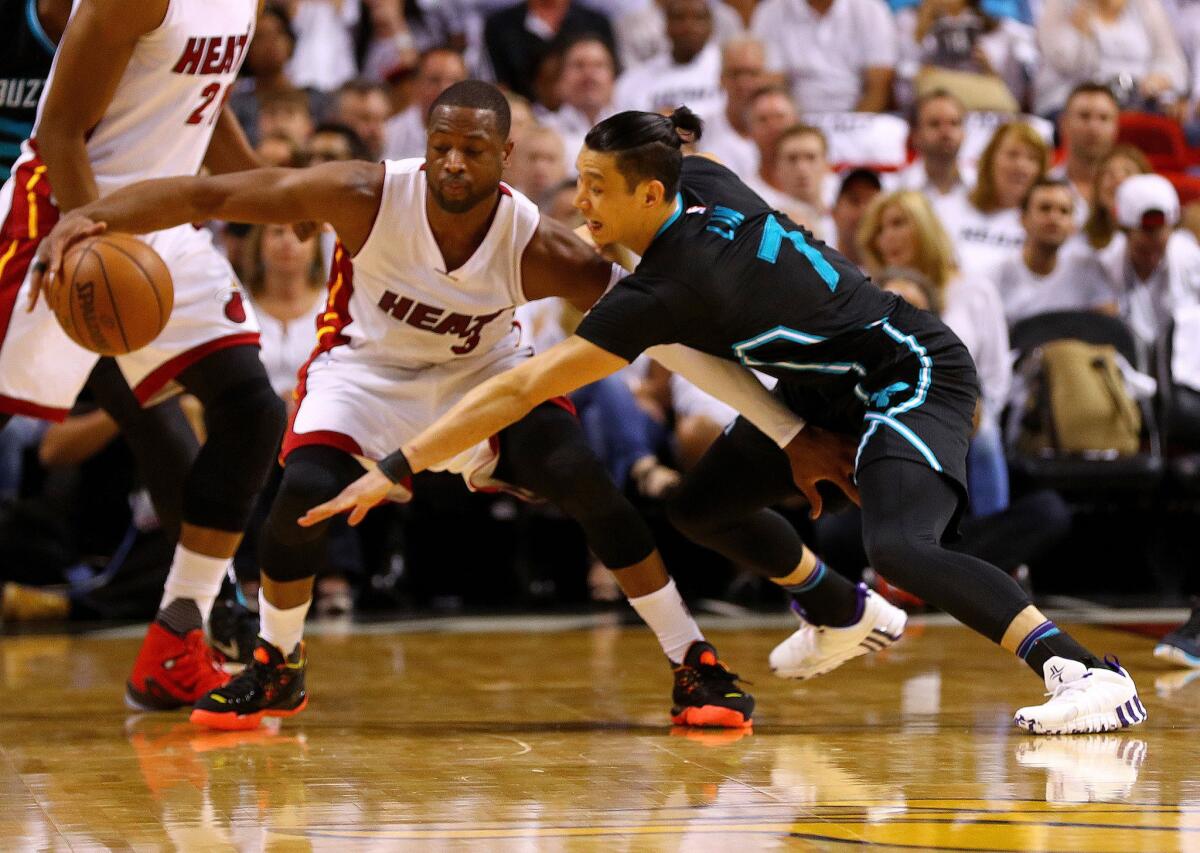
xmin=520 ymin=215 xmax=614 ymax=308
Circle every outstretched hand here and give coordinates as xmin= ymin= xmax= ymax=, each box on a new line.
xmin=298 ymin=468 xmax=393 ymax=528
xmin=782 ymin=425 xmax=861 ymax=519
xmin=28 ymin=213 xmax=108 ymax=311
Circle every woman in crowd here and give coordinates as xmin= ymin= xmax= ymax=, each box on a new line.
xmin=1035 ymin=0 xmax=1187 ymax=116
xmin=1073 ymin=143 xmax=1154 ymax=267
xmin=237 ymin=224 xmax=362 ymax=617
xmin=859 ymin=190 xmax=1012 ymax=516
xmin=941 ymin=121 xmax=1049 ymax=279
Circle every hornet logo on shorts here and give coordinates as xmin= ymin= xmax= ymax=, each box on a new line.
xmin=868 ymin=382 xmax=911 ymax=409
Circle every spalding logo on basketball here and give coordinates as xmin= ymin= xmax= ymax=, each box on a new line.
xmin=52 ymin=234 xmax=174 ymax=356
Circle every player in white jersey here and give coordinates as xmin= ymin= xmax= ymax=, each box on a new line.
xmin=38 ymin=81 xmax=837 ymax=731
xmin=3 ymin=0 xmax=287 ymax=711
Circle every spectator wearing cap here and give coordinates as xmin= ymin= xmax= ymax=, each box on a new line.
xmin=614 ymin=0 xmax=745 ymax=69
xmin=382 ymin=48 xmax=469 ymax=160
xmin=942 ymin=120 xmax=1049 ymax=278
xmin=484 ymin=0 xmax=616 ymax=103
xmin=542 ymin=36 xmax=619 ymax=166
xmin=700 ymin=37 xmax=769 ymax=179
xmin=886 ymin=90 xmax=976 ymax=220
xmin=1105 ymin=174 xmax=1200 ymax=349
xmin=751 ymin=0 xmax=899 ymax=113
xmin=989 ymin=178 xmax=1117 ymax=326
xmin=1047 ymin=83 xmax=1120 ymax=226
xmin=614 ymin=0 xmax=725 ymax=121
xmin=830 ymin=168 xmax=883 ymax=264
xmin=1034 ymin=0 xmax=1187 ymax=116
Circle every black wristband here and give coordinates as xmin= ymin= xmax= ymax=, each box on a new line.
xmin=378 ymin=448 xmax=414 ymax=484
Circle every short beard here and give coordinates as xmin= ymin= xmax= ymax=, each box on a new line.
xmin=429 ymin=185 xmax=493 ymax=214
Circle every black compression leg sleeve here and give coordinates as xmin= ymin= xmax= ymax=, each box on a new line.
xmin=260 ymin=445 xmax=365 ymax=583
xmin=494 ymin=403 xmax=656 ymax=569
xmin=665 ymin=418 xmax=807 ymax=578
xmin=176 ymin=345 xmax=286 ymax=532
xmin=88 ymin=357 xmax=198 ymax=539
xmin=858 ymin=458 xmax=1033 ymax=643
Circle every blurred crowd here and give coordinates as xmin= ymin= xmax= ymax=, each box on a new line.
xmin=6 ymin=0 xmax=1200 ymax=624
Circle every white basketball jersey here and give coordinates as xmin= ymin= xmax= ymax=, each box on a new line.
xmin=22 ymin=0 xmax=256 ymax=197
xmin=321 ymin=159 xmax=540 ymax=370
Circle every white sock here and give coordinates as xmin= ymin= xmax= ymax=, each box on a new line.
xmin=159 ymin=545 xmax=230 ymax=622
xmin=628 ymin=578 xmax=704 ymax=664
xmin=259 ymin=590 xmax=311 ymax=656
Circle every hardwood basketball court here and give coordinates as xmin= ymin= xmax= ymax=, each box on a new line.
xmin=0 ymin=611 xmax=1194 ymax=850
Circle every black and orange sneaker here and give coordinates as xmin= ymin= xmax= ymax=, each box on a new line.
xmin=671 ymin=641 xmax=754 ymax=729
xmin=126 ymin=602 xmax=230 ymax=711
xmin=190 ymin=638 xmax=308 ymax=731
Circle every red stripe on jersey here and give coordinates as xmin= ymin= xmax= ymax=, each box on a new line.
xmin=282 ymin=241 xmax=356 ymax=463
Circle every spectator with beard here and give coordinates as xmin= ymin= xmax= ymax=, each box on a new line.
xmin=1047 ymin=83 xmax=1120 ymax=226
xmin=885 ymin=89 xmax=975 ymax=220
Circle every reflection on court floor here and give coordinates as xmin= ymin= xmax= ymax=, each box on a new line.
xmin=0 ymin=615 xmax=1194 ymax=851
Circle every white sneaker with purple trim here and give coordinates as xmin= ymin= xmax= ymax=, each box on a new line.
xmin=1013 ymin=656 xmax=1146 ymax=735
xmin=768 ymin=585 xmax=907 ymax=680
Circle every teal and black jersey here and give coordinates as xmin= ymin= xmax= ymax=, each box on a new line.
xmin=0 ymin=0 xmax=55 ymax=181
xmin=577 ymin=155 xmax=980 ymax=488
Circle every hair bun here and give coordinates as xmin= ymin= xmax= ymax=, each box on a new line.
xmin=669 ymin=106 xmax=704 ymax=145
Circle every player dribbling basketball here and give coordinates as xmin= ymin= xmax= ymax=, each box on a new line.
xmin=1 ymin=0 xmax=286 ymax=711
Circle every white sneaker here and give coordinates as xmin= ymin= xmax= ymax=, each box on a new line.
xmin=769 ymin=585 xmax=907 ymax=679
xmin=1016 ymin=735 xmax=1147 ymax=803
xmin=1013 ymin=657 xmax=1146 ymax=735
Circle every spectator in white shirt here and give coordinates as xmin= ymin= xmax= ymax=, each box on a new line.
xmin=751 ymin=0 xmax=898 ymax=113
xmin=858 ymin=189 xmax=1013 ymax=513
xmin=1034 ymin=0 xmax=1188 ymax=115
xmin=383 ymin=48 xmax=469 ymax=160
xmin=886 ymin=89 xmax=977 ymax=219
xmin=830 ymin=167 xmax=883 ymax=263
xmin=700 ymin=36 xmax=769 ymax=178
xmin=992 ymin=177 xmax=1118 ymax=325
xmin=333 ymin=79 xmax=393 ymax=160
xmin=1107 ymin=174 xmax=1200 ymax=349
xmin=943 ymin=120 xmax=1049 ymax=278
xmin=742 ymin=90 xmax=826 ymax=227
xmin=1046 ymin=83 xmax=1119 ymax=225
xmin=287 ymin=0 xmax=363 ymax=92
xmin=773 ymin=125 xmax=837 ymax=234
xmin=614 ymin=0 xmax=725 ymax=120
xmin=505 ymin=124 xmax=568 ymax=200
xmin=614 ymin=0 xmax=745 ymax=69
xmin=1077 ymin=143 xmax=1152 ymax=264
xmin=542 ymin=35 xmax=619 ymax=165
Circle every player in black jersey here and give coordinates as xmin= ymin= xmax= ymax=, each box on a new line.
xmin=303 ymin=107 xmax=1144 ymax=736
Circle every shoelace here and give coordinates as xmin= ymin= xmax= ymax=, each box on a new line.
xmin=1044 ymin=671 xmax=1093 ymax=700
xmin=696 ymin=660 xmax=751 ymax=688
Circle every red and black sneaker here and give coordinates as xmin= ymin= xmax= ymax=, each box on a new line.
xmin=671 ymin=641 xmax=754 ymax=729
xmin=190 ymin=638 xmax=308 ymax=731
xmin=126 ymin=619 xmax=231 ymax=711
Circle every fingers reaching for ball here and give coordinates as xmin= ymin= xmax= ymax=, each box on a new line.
xmin=28 ymin=214 xmax=108 ymax=312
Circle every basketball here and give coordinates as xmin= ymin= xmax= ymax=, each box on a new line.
xmin=51 ymin=233 xmax=173 ymax=356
